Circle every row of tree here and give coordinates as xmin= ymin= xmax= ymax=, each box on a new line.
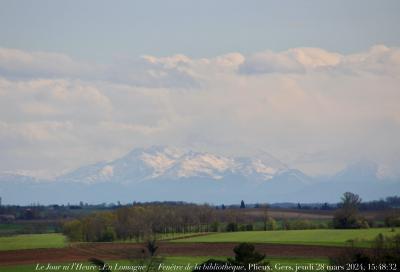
xmin=62 ymin=192 xmax=400 ymax=242
xmin=63 ymin=203 xmax=279 ymax=242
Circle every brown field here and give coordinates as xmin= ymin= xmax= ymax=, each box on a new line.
xmin=252 ymin=208 xmax=333 ymax=220
xmin=0 ymin=242 xmax=364 ymax=266
xmin=248 ymin=208 xmax=392 ymax=221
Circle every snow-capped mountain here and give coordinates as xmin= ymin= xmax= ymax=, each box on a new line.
xmin=57 ymin=146 xmax=291 ymax=184
xmin=0 ymin=146 xmax=399 ymax=205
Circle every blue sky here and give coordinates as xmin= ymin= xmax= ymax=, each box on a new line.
xmin=1 ymin=1 xmax=400 ymax=61
xmin=0 ymin=1 xmax=400 ymax=178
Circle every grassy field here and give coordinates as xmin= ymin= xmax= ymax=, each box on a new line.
xmin=1 ymin=228 xmax=398 ymax=251
xmin=176 ymin=228 xmax=400 ymax=247
xmin=0 ymin=256 xmax=329 ymax=272
xmin=0 ymin=233 xmax=67 ymax=251
xmin=0 ymin=232 xmax=205 ymax=251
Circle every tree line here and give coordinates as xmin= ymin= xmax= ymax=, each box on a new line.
xmin=62 ymin=192 xmax=400 ymax=242
xmin=63 ymin=203 xmax=278 ymax=242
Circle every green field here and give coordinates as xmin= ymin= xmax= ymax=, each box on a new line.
xmin=0 ymin=232 xmax=205 ymax=251
xmin=0 ymin=233 xmax=67 ymax=251
xmin=0 ymin=256 xmax=329 ymax=272
xmin=0 ymin=228 xmax=398 ymax=251
xmin=176 ymin=228 xmax=400 ymax=247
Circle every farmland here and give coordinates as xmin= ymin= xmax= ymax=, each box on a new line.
xmin=0 ymin=232 xmax=208 ymax=251
xmin=176 ymin=228 xmax=400 ymax=247
xmin=0 ymin=227 xmax=398 ymax=252
xmin=0 ymin=233 xmax=67 ymax=251
xmin=0 ymin=197 xmax=399 ymax=270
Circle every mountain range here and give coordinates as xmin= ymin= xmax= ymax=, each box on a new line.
xmin=0 ymin=146 xmax=399 ymax=205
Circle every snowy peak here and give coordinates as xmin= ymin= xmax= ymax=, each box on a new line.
xmin=2 ymin=149 xmax=399 ymax=204
xmin=122 ymin=146 xmax=233 ymax=179
xmin=36 ymin=147 xmax=397 ymax=187
xmin=169 ymin=152 xmax=235 ymax=179
xmin=234 ymin=154 xmax=287 ymax=181
xmin=136 ymin=146 xmax=183 ymax=177
xmin=57 ymin=146 xmax=291 ymax=184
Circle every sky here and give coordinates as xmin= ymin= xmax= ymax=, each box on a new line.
xmin=0 ymin=0 xmax=400 ymax=178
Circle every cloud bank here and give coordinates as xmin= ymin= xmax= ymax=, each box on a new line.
xmin=0 ymin=45 xmax=399 ymax=177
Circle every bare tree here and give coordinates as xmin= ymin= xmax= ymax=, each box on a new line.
xmin=333 ymin=192 xmax=367 ymax=229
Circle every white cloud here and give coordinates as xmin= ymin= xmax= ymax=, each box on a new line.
xmin=107 ymin=54 xmax=201 ymax=88
xmin=0 ymin=47 xmax=101 ymax=79
xmin=239 ymin=48 xmax=341 ymax=74
xmin=0 ymin=78 xmax=112 ymax=123
xmin=239 ymin=46 xmax=400 ymax=76
xmin=0 ymin=45 xmax=399 ymax=177
xmin=0 ymin=48 xmax=200 ymax=88
xmin=339 ymin=45 xmax=400 ymax=76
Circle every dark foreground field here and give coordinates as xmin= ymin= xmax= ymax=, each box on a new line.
xmin=0 ymin=242 xmax=363 ymax=266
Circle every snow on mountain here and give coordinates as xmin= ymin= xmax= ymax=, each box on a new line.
xmin=140 ymin=149 xmax=176 ymax=177
xmin=1 ymin=147 xmax=399 ymax=204
xmin=57 ymin=146 xmax=290 ymax=184
xmin=233 ymin=153 xmax=287 ymax=181
xmin=166 ymin=151 xmax=235 ymax=179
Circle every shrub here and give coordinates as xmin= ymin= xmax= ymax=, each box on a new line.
xmin=265 ymin=218 xmax=277 ymax=230
xmin=385 ymin=215 xmax=400 ymax=227
xmin=228 ymin=243 xmax=270 ymax=271
xmin=238 ymin=224 xmax=253 ymax=231
xmin=226 ymin=222 xmax=238 ymax=232
xmin=63 ymin=220 xmax=83 ymax=241
xmin=288 ymin=220 xmax=312 ymax=230
xmin=194 ymin=243 xmax=269 ymax=272
xmin=100 ymin=226 xmax=116 ymax=242
xmin=210 ymin=221 xmax=220 ymax=232
xmin=245 ymin=224 xmax=253 ymax=231
xmin=283 ymin=219 xmax=323 ymax=230
xmin=330 ymin=234 xmax=400 ymax=271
